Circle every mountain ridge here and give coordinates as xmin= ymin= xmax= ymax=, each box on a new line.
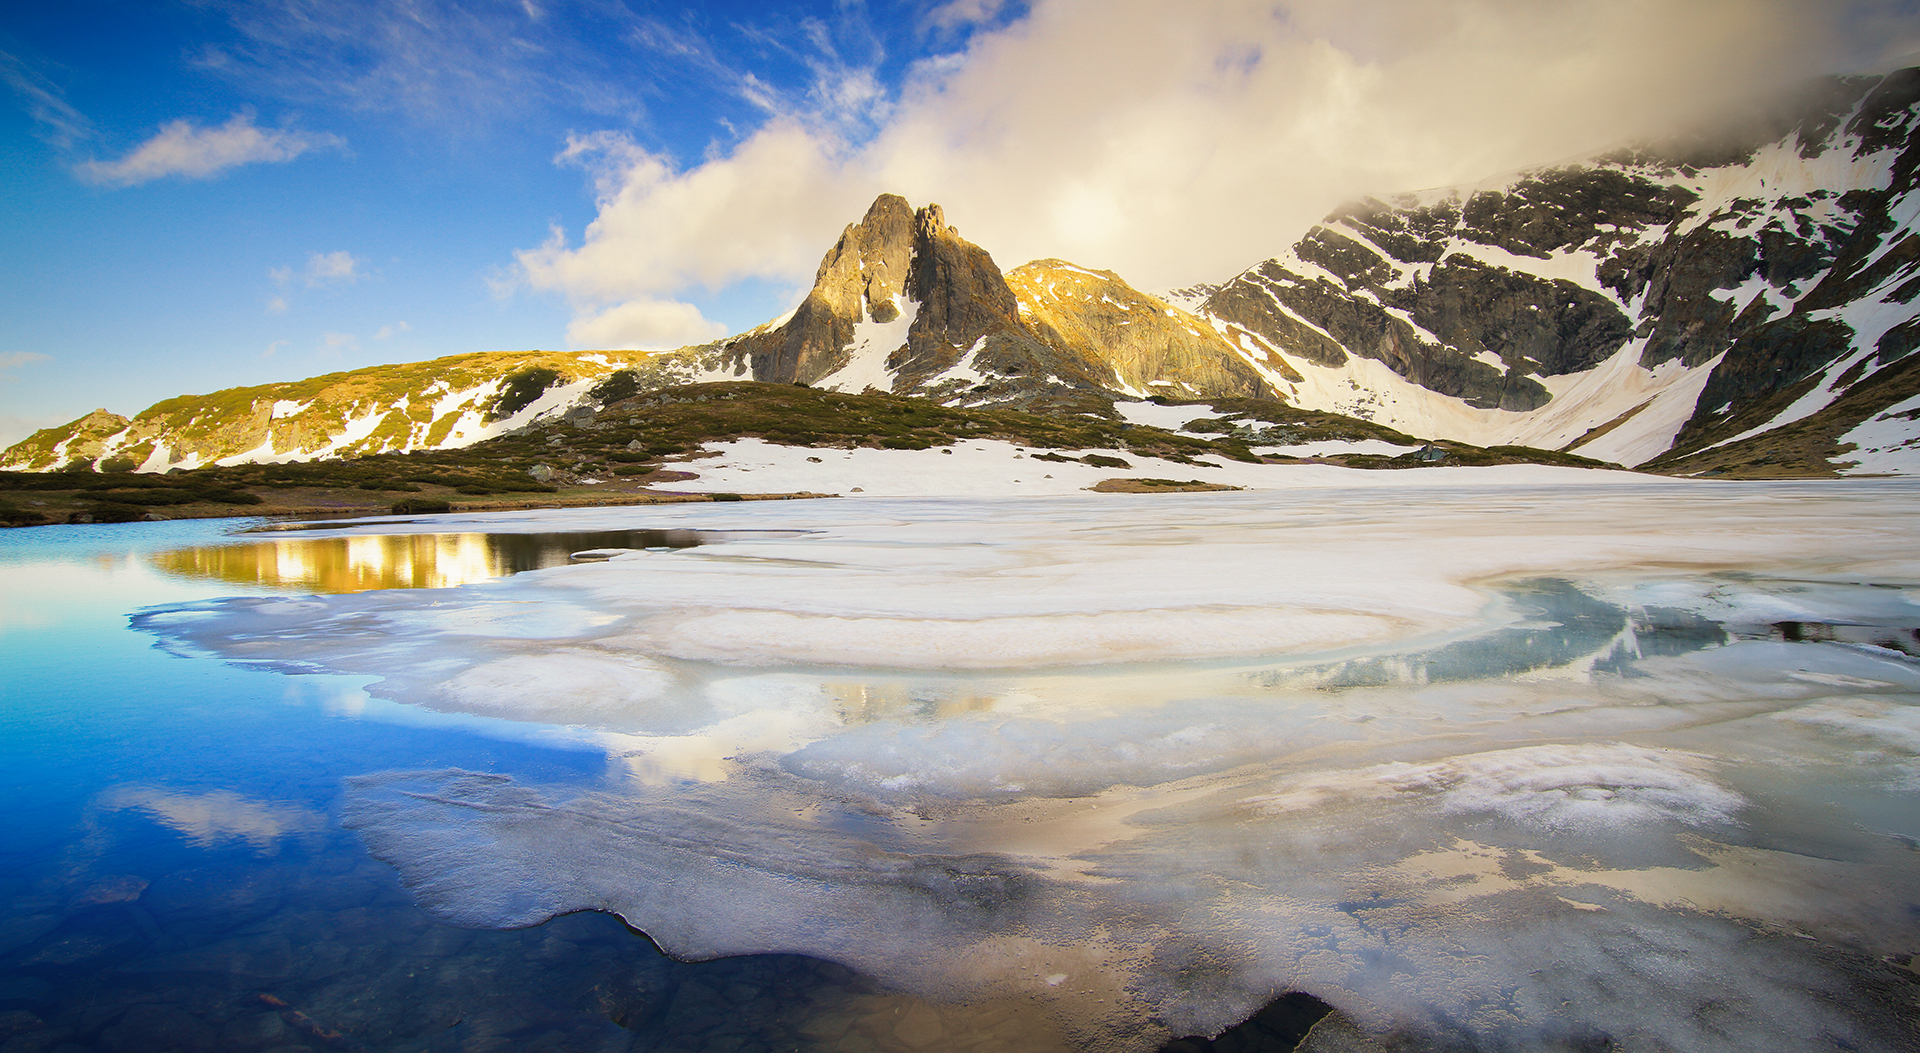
xmin=1182 ymin=67 xmax=1920 ymax=473
xmin=8 ymin=65 xmax=1918 ymax=476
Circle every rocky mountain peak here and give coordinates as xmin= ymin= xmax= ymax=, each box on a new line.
xmin=815 ymin=193 xmax=915 ymax=324
xmin=722 ymin=193 xmax=1036 ymax=390
xmin=688 ymin=192 xmax=1290 ymax=410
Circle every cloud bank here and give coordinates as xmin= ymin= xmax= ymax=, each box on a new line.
xmin=521 ymin=0 xmax=1914 ymax=350
xmin=78 ymin=112 xmax=341 ymax=186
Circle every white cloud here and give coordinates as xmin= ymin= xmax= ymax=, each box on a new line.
xmin=77 ymin=112 xmax=341 ymax=187
xmin=375 ymin=321 xmax=412 ymax=340
xmin=322 ymin=331 xmax=359 ymax=353
xmin=926 ymin=0 xmax=1012 ymax=33
xmin=270 ymin=252 xmax=362 ymax=310
xmin=519 ymin=121 xmax=870 ymax=309
xmin=263 ymin=339 xmax=288 ymax=358
xmin=567 ymin=298 xmax=728 ymax=350
xmin=0 ymin=351 xmax=52 ymax=374
xmin=0 ymin=351 xmax=51 ymax=391
xmin=520 ymin=0 xmax=1900 ymax=340
xmin=303 ymin=250 xmax=360 ymax=286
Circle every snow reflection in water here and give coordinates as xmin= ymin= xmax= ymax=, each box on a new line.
xmin=132 ymin=485 xmax=1920 ymax=1052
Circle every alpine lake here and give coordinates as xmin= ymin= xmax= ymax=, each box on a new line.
xmin=3 ymin=479 xmax=1919 ymax=1053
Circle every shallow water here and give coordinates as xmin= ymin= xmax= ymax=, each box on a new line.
xmin=5 ymin=482 xmax=1920 ymax=1052
xmin=1 ymin=518 xmax=1067 ymax=1053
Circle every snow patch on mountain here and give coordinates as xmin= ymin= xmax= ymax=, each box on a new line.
xmin=816 ymin=296 xmax=919 ymax=395
xmin=1839 ymin=392 xmax=1920 ymax=473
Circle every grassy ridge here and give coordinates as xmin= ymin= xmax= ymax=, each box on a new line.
xmin=0 ymin=381 xmax=1621 ymax=526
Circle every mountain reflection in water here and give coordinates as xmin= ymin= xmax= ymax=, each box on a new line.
xmin=146 ymin=529 xmax=731 ymax=592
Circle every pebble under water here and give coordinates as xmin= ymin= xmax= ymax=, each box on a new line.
xmin=4 ymin=481 xmax=1920 ymax=1052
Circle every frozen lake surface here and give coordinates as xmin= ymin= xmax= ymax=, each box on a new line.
xmin=5 ymin=478 xmax=1920 ymax=1052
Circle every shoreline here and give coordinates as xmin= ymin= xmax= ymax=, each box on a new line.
xmin=2 ymin=488 xmax=840 ymax=530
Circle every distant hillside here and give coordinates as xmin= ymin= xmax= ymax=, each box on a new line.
xmin=0 ymin=349 xmax=660 ymax=472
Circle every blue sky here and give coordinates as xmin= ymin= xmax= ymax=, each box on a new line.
xmin=0 ymin=0 xmax=1009 ymax=444
xmin=3 ymin=0 xmax=1915 ymax=447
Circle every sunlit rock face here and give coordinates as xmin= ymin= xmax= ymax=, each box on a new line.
xmin=1008 ymin=260 xmax=1288 ymax=403
xmin=135 ymin=482 xmax=1920 ymax=1052
xmin=717 ymin=193 xmax=1148 ymax=412
xmin=1191 ymin=68 xmax=1920 ymax=472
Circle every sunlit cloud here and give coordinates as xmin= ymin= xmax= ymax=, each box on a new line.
xmin=323 ymin=331 xmax=359 ymax=353
xmin=0 ymin=352 xmax=52 ymax=386
xmin=567 ymin=298 xmax=727 ymax=350
xmin=926 ymin=0 xmax=1015 ymax=33
xmin=77 ymin=112 xmax=342 ymax=186
xmin=520 ymin=0 xmax=1908 ymax=347
xmin=269 ymin=251 xmax=364 ymax=313
xmin=375 ymin=321 xmax=412 ymax=340
xmin=518 ymin=121 xmax=868 ymax=340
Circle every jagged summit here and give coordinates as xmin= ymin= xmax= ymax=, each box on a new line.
xmin=710 ymin=192 xmax=1274 ymax=410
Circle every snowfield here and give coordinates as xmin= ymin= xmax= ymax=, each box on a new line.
xmin=664 ymin=436 xmax=1645 ymax=496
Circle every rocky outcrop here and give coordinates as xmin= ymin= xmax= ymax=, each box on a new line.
xmin=1007 ymin=261 xmax=1286 ymax=400
xmin=3 ymin=409 xmax=132 ymax=471
xmin=725 ymin=194 xmax=915 ymax=384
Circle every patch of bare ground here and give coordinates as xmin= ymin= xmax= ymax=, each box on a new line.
xmin=1087 ymin=478 xmax=1244 ymax=493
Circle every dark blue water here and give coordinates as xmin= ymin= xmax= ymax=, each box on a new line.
xmin=0 ymin=520 xmax=958 ymax=1053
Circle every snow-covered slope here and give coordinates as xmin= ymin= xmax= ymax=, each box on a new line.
xmin=1192 ymin=67 xmax=1920 ymax=473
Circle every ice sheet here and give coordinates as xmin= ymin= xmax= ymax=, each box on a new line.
xmin=135 ymin=482 xmax=1920 ymax=1052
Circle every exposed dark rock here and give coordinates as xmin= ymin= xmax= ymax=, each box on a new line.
xmin=1459 ymin=167 xmax=1695 ymax=258
xmin=1418 ymin=257 xmax=1630 ymax=376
